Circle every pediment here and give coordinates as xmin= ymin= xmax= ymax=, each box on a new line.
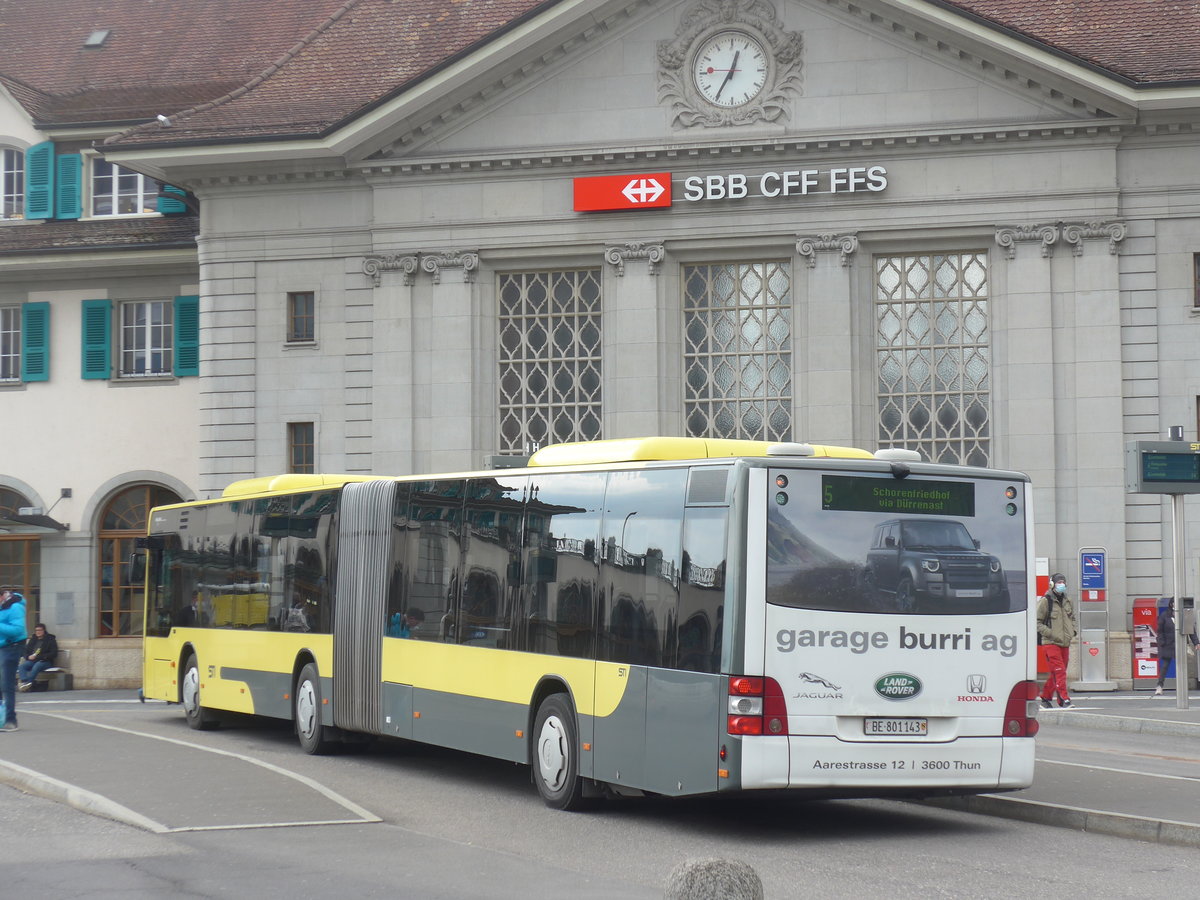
xmin=357 ymin=0 xmax=1129 ymax=166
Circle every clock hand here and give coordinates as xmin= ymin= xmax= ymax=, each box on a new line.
xmin=714 ymin=49 xmax=740 ymax=101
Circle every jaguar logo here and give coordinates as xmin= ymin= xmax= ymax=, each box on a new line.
xmin=798 ymin=672 xmax=842 ymax=691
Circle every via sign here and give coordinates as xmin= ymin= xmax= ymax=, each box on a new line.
xmin=573 ymin=165 xmax=889 ymax=212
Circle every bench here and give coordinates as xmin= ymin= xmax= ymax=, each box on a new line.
xmin=32 ymin=648 xmax=72 ymax=691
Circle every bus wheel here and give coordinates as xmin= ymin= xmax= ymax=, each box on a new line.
xmin=182 ymin=654 xmax=219 ymax=731
xmin=294 ymin=663 xmax=332 ymax=755
xmin=532 ymin=694 xmax=587 ymax=811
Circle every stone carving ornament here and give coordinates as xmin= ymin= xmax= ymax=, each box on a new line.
xmin=658 ymin=0 xmax=803 ymax=129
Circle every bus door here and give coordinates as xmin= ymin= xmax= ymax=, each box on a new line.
xmin=333 ymin=479 xmax=396 ymax=735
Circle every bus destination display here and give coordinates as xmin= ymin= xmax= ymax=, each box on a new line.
xmin=821 ymin=475 xmax=975 ymax=517
xmin=1141 ymin=451 xmax=1200 ymax=482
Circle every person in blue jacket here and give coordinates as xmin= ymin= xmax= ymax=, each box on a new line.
xmin=0 ymin=587 xmax=28 ymax=731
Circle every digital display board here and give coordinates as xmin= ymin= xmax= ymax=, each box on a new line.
xmin=821 ymin=475 xmax=975 ymax=516
xmin=1125 ymin=441 xmax=1200 ymax=494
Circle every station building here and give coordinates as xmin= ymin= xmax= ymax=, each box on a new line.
xmin=3 ymin=0 xmax=1200 ymax=686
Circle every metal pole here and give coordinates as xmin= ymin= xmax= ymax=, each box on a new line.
xmin=1171 ymin=493 xmax=1189 ymax=709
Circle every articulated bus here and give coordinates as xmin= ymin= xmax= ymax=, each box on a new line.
xmin=140 ymin=437 xmax=1038 ymax=809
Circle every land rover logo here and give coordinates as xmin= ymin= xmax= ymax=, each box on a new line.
xmin=875 ymin=673 xmax=922 ymax=700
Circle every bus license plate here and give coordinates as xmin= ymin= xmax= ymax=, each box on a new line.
xmin=864 ymin=717 xmax=928 ymax=736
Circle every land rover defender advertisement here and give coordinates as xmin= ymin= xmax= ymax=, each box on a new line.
xmin=767 ymin=470 xmax=1028 ymax=616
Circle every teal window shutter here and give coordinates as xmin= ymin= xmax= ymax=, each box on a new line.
xmin=55 ymin=154 xmax=82 ymax=220
xmin=81 ymin=299 xmax=112 ymax=380
xmin=20 ymin=302 xmax=50 ymax=382
xmin=157 ymin=185 xmax=188 ymax=215
xmin=173 ymin=295 xmax=199 ymax=377
xmin=24 ymin=141 xmax=54 ymax=219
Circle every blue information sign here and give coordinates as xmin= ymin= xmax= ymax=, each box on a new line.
xmin=1080 ymin=552 xmax=1106 ymax=590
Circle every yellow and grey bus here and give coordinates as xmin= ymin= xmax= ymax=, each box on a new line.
xmin=141 ymin=436 xmax=1038 ymax=809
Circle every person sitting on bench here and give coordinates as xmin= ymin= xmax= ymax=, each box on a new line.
xmin=17 ymin=623 xmax=57 ymax=692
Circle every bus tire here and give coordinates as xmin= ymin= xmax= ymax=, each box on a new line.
xmin=182 ymin=654 xmax=220 ymax=731
xmin=295 ymin=663 xmax=333 ymax=755
xmin=532 ymin=694 xmax=587 ymax=811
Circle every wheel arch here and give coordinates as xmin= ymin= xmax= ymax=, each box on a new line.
xmin=527 ymin=675 xmax=574 ymax=764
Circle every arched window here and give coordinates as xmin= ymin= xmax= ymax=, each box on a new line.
xmin=0 ymin=487 xmax=39 ymax=628
xmin=98 ymin=484 xmax=181 ymax=636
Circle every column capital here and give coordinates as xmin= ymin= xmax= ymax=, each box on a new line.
xmin=605 ymin=241 xmax=665 ymax=276
xmin=421 ymin=250 xmax=479 ymax=284
xmin=995 ymin=224 xmax=1059 ymax=259
xmin=362 ymin=253 xmax=419 ymax=287
xmin=796 ymin=233 xmax=858 ymax=268
xmin=1061 ymin=220 xmax=1127 ymax=256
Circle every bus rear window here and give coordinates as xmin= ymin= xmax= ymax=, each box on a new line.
xmin=768 ymin=471 xmax=1026 ymax=616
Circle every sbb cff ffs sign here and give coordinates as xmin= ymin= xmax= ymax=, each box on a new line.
xmin=574 ymin=173 xmax=672 ymax=211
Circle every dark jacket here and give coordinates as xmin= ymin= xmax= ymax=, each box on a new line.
xmin=23 ymin=631 xmax=57 ymax=665
xmin=1156 ymin=607 xmax=1176 ymax=660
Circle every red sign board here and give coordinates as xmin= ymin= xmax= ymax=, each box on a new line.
xmin=574 ymin=172 xmax=672 ymax=212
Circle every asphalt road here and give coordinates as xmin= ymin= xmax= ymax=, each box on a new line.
xmin=0 ymin=690 xmax=1196 ymax=898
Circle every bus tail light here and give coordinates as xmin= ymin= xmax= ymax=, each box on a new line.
xmin=727 ymin=675 xmax=787 ymax=735
xmin=1003 ymin=680 xmax=1040 ymax=737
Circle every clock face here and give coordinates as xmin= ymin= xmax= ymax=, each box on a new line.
xmin=693 ymin=31 xmax=769 ymax=107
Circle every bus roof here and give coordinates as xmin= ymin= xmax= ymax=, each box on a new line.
xmin=527 ymin=436 xmax=874 ymax=466
xmin=220 ymin=474 xmax=380 ymax=497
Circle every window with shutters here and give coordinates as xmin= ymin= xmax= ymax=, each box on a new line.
xmin=1 ymin=148 xmax=23 ymax=220
xmin=81 ymin=296 xmax=198 ymax=380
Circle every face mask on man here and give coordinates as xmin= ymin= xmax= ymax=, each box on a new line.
xmin=1053 ymin=582 xmax=1065 ymax=595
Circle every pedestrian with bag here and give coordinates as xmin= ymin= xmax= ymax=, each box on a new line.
xmin=1037 ymin=573 xmax=1077 ymax=709
xmin=0 ymin=587 xmax=28 ymax=731
xmin=1156 ymin=598 xmax=1200 ymax=695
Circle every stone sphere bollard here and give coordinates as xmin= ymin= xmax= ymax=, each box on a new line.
xmin=664 ymin=857 xmax=764 ymax=900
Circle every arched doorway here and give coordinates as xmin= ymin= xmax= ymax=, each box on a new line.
xmin=0 ymin=487 xmax=39 ymax=628
xmin=98 ymin=484 xmax=181 ymax=636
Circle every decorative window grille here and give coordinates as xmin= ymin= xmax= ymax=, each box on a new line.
xmin=1 ymin=149 xmax=23 ymax=219
xmin=875 ymin=252 xmax=990 ymax=465
xmin=0 ymin=306 xmax=18 ymax=381
xmin=683 ymin=261 xmax=792 ymax=441
xmin=119 ymin=300 xmax=173 ymax=376
xmin=497 ymin=270 xmax=602 ymax=453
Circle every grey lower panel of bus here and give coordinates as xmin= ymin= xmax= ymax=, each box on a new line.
xmin=594 ymin=668 xmax=723 ymax=797
xmin=379 ymin=670 xmax=722 ymax=797
xmin=221 ymin=667 xmax=333 ymax=726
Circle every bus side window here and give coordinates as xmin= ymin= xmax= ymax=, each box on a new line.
xmin=409 ymin=480 xmax=465 ymax=643
xmin=679 ymin=507 xmax=728 ymax=673
xmin=522 ymin=472 xmax=604 ymax=658
xmin=460 ymin=475 xmax=527 ymax=647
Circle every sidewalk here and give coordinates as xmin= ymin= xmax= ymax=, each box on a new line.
xmin=926 ymin=690 xmax=1200 ymax=848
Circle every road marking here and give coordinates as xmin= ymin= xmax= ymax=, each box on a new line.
xmin=22 ymin=710 xmax=381 ymax=831
xmin=1036 ymin=758 xmax=1200 ymax=782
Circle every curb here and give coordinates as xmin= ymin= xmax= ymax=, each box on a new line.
xmin=1036 ymin=710 xmax=1200 ymax=738
xmin=0 ymin=758 xmax=169 ymax=833
xmin=921 ymin=794 xmax=1200 ymax=849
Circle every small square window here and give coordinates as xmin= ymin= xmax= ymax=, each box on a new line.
xmin=287 ymin=291 xmax=315 ymax=343
xmin=288 ymin=422 xmax=315 ymax=474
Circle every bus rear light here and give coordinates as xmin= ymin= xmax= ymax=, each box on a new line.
xmin=727 ymin=675 xmax=787 ymax=736
xmin=1004 ymin=680 xmax=1040 ymax=737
